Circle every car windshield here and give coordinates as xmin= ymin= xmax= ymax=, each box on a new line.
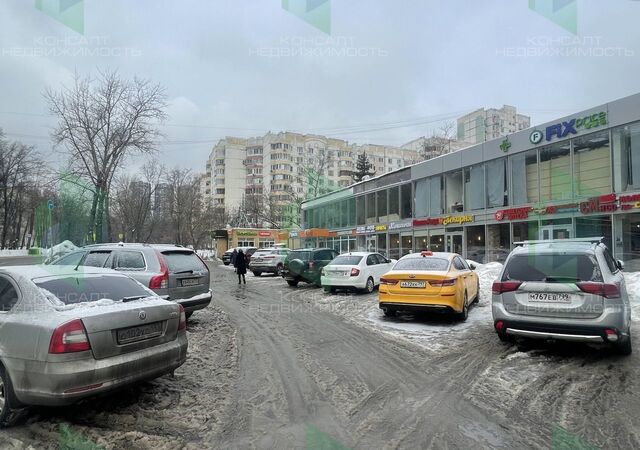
xmin=393 ymin=257 xmax=450 ymax=271
xmin=162 ymin=251 xmax=207 ymax=273
xmin=288 ymin=251 xmax=311 ymax=260
xmin=502 ymin=254 xmax=602 ymax=282
xmin=330 ymin=255 xmax=363 ymax=265
xmin=34 ymin=275 xmax=152 ymax=305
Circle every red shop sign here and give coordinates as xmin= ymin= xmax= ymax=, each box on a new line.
xmin=495 ymin=207 xmax=532 ymax=221
xmin=258 ymin=231 xmax=272 ymax=237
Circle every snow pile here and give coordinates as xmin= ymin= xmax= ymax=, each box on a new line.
xmin=43 ymin=240 xmax=79 ymax=262
xmin=0 ymin=249 xmax=28 ymax=257
xmin=624 ymin=271 xmax=640 ymax=321
xmin=197 ymin=249 xmax=216 ymax=260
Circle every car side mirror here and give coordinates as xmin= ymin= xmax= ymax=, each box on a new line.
xmin=469 ymin=264 xmax=476 ymax=271
xmin=616 ymin=260 xmax=625 ymax=271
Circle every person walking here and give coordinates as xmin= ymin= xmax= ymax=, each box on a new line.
xmin=230 ymin=248 xmax=238 ymax=271
xmin=234 ymin=249 xmax=247 ymax=284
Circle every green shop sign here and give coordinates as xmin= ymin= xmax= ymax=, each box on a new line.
xmin=236 ymin=231 xmax=257 ymax=237
xmin=530 ymin=111 xmax=608 ymax=145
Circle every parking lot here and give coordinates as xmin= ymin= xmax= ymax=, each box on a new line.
xmin=1 ymin=259 xmax=639 ymax=449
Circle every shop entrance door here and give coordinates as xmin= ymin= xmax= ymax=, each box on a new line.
xmin=540 ymin=225 xmax=572 ymax=240
xmin=445 ymin=232 xmax=463 ymax=255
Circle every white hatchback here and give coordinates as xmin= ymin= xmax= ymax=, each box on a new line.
xmin=321 ymin=252 xmax=396 ymax=294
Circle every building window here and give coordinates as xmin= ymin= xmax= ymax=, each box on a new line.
xmin=573 ymin=131 xmax=611 ymax=198
xmin=445 ymin=170 xmax=463 ymax=213
xmin=486 ymin=158 xmax=507 ymax=208
xmin=429 ymin=176 xmax=443 ymax=216
xmin=510 ymin=149 xmax=539 ymax=205
xmin=540 ymin=142 xmax=572 ymax=201
xmin=486 ymin=223 xmax=510 ymax=263
xmin=388 ymin=186 xmax=400 ymax=221
xmin=377 ymin=190 xmax=388 ymax=222
xmin=400 ymin=183 xmax=412 ymax=219
xmin=613 ymin=122 xmax=640 ymax=192
xmin=259 ymin=239 xmax=275 ymax=248
xmin=464 ymin=164 xmax=485 ymax=211
xmin=237 ymin=239 xmax=255 ymax=247
xmin=466 ymin=225 xmax=486 ymax=263
xmin=414 ymin=178 xmax=429 ymax=218
xmin=614 ymin=213 xmax=640 ymax=271
xmin=512 ymin=220 xmax=539 ymax=242
xmin=366 ymin=192 xmax=376 ymax=224
xmin=356 ymin=196 xmax=365 ymax=225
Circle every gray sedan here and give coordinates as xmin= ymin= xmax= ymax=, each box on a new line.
xmin=0 ymin=266 xmax=188 ymax=427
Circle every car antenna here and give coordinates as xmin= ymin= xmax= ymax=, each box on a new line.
xmin=74 ymin=255 xmax=85 ymax=271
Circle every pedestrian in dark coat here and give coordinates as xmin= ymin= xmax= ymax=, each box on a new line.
xmin=230 ymin=248 xmax=238 ymax=267
xmin=234 ymin=249 xmax=247 ymax=284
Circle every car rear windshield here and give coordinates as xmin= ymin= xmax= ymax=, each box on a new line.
xmin=289 ymin=251 xmax=311 ymax=260
xmin=502 ymin=254 xmax=602 ymax=282
xmin=330 ymin=255 xmax=363 ymax=265
xmin=162 ymin=251 xmax=207 ymax=273
xmin=35 ymin=275 xmax=151 ymax=305
xmin=393 ymin=257 xmax=450 ymax=271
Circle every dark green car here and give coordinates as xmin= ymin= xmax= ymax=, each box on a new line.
xmin=282 ymin=248 xmax=339 ymax=287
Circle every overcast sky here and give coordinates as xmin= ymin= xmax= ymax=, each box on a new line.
xmin=1 ymin=0 xmax=639 ymax=172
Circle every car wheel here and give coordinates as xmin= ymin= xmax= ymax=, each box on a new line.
xmin=0 ymin=366 xmax=21 ymax=428
xmin=457 ymin=292 xmax=469 ymax=321
xmin=223 ymin=262 xmax=229 ymax=266
xmin=614 ymin=329 xmax=632 ymax=356
xmin=276 ymin=264 xmax=284 ymax=276
xmin=497 ymin=332 xmax=515 ymax=343
xmin=324 ymin=286 xmax=336 ymax=294
xmin=364 ymin=277 xmax=375 ymax=294
xmin=286 ymin=280 xmax=299 ymax=287
xmin=185 ymin=311 xmax=193 ymax=320
xmin=253 ymin=271 xmax=262 ymax=277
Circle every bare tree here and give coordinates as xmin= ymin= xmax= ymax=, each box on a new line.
xmin=45 ymin=70 xmax=167 ymax=243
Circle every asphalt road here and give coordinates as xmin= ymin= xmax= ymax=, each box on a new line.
xmin=1 ymin=260 xmax=639 ymax=449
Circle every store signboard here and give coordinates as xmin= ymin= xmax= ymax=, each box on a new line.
xmin=336 ymin=229 xmax=355 ymax=236
xmin=237 ymin=231 xmax=257 ymax=237
xmin=413 ymin=215 xmax=474 ymax=227
xmin=375 ymin=224 xmax=388 ymax=232
xmin=389 ymin=221 xmax=413 ymax=230
xmin=356 ymin=225 xmax=375 ymax=235
xmin=258 ymin=231 xmax=272 ymax=237
xmin=529 ymin=111 xmax=608 ymax=145
xmin=495 ymin=193 xmax=623 ymax=221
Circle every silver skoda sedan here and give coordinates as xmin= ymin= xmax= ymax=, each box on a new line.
xmin=0 ymin=265 xmax=188 ymax=427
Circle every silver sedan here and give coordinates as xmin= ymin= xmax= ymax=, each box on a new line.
xmin=0 ymin=265 xmax=188 ymax=427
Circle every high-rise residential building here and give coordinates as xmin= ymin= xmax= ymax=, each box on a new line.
xmin=457 ymin=105 xmax=530 ymax=144
xmin=202 ymin=132 xmax=422 ymax=213
xmin=401 ymin=136 xmax=472 ymax=160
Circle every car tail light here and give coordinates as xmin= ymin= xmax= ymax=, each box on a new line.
xmin=494 ymin=320 xmax=505 ymax=332
xmin=604 ymin=328 xmax=619 ymax=342
xmin=492 ymin=281 xmax=522 ymax=294
xmin=49 ymin=319 xmax=91 ymax=354
xmin=178 ymin=304 xmax=187 ymax=331
xmin=350 ymin=268 xmax=360 ymax=277
xmin=149 ymin=250 xmax=169 ymax=289
xmin=577 ymin=282 xmax=620 ymax=299
xmin=429 ymin=279 xmax=456 ymax=287
xmin=380 ymin=277 xmax=398 ymax=286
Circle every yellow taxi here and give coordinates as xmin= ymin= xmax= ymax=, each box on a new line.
xmin=378 ymin=251 xmax=479 ymax=321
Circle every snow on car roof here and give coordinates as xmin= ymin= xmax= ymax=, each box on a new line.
xmin=401 ymin=252 xmax=456 ymax=260
xmin=0 ymin=265 xmax=125 ymax=280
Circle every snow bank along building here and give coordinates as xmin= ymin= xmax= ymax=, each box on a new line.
xmin=300 ymin=93 xmax=640 ymax=270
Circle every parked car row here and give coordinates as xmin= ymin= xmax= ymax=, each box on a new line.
xmin=279 ymin=238 xmax=632 ymax=356
xmin=0 ymin=242 xmax=215 ymax=427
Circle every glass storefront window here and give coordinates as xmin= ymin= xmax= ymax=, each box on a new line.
xmin=377 ymin=190 xmax=388 ymax=222
xmin=430 ymin=176 xmax=443 ymax=216
xmin=366 ymin=192 xmax=376 ymax=224
xmin=400 ymin=184 xmax=412 ymax=219
xmin=573 ymin=131 xmax=611 ymax=198
xmin=445 ymin=170 xmax=463 ymax=213
xmin=486 ymin=158 xmax=508 ymax=208
xmin=512 ymin=221 xmax=539 ymax=242
xmin=540 ymin=218 xmax=573 ymax=240
xmin=348 ymin=197 xmax=356 ymax=226
xmin=388 ymin=186 xmax=400 ymax=221
xmin=356 ymin=234 xmax=366 ymax=251
xmin=414 ymin=178 xmax=429 ymax=218
xmin=576 ymin=216 xmax=612 ymax=253
xmin=356 ymin=196 xmax=365 ymax=225
xmin=540 ymin=142 xmax=572 ymax=201
xmin=466 ymin=225 xmax=486 ymax=263
xmin=389 ymin=233 xmax=400 ymax=259
xmin=510 ymin=150 xmax=539 ymax=205
xmin=613 ymin=122 xmax=640 ymax=192
xmin=414 ymin=231 xmax=428 ymax=252
xmin=464 ymin=164 xmax=485 ymax=211
xmin=615 ymin=213 xmax=640 ymax=271
xmin=486 ymin=223 xmax=510 ymax=263
xmin=377 ymin=233 xmax=387 ymax=257
xmin=429 ymin=231 xmax=444 ymax=252
xmin=401 ymin=233 xmax=412 ymax=256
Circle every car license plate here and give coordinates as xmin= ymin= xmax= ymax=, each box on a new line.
xmin=181 ymin=278 xmax=199 ymax=287
xmin=528 ymin=293 xmax=571 ymax=303
xmin=400 ymin=281 xmax=426 ymax=288
xmin=254 ymin=258 xmax=262 ymax=263
xmin=117 ymin=321 xmax=163 ymax=344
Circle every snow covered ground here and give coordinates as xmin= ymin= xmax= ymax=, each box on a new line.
xmin=0 ymin=249 xmax=28 ymax=256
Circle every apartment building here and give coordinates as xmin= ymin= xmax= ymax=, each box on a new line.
xmin=401 ymin=136 xmax=472 ymax=160
xmin=202 ymin=132 xmax=422 ymax=211
xmin=457 ymin=105 xmax=530 ymax=145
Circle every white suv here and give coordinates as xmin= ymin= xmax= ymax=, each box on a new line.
xmin=248 ymin=248 xmax=290 ymax=276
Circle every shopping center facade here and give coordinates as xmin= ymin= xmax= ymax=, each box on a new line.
xmin=300 ymin=93 xmax=640 ymax=269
